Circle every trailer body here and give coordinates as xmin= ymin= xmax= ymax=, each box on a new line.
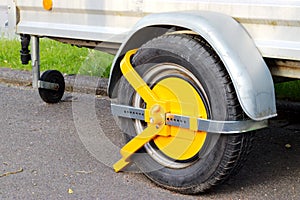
xmin=10 ymin=0 xmax=300 ymax=118
xmin=12 ymin=0 xmax=300 ymax=61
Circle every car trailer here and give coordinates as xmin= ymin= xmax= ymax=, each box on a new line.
xmin=6 ymin=0 xmax=300 ymax=194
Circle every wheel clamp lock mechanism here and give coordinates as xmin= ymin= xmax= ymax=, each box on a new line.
xmin=112 ymin=49 xmax=268 ymax=172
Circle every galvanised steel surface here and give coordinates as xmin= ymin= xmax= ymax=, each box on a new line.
xmin=110 ymin=104 xmax=268 ymax=134
xmin=109 ymin=13 xmax=277 ymax=120
xmin=12 ymin=0 xmax=300 ymax=61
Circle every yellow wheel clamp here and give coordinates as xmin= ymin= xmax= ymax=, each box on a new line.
xmin=112 ymin=49 xmax=267 ymax=172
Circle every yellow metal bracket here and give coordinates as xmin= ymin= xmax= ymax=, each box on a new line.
xmin=114 ymin=50 xmax=171 ymax=172
xmin=114 ymin=49 xmax=207 ymax=171
xmin=120 ymin=49 xmax=161 ymax=107
xmin=113 ymin=125 xmax=163 ymax=172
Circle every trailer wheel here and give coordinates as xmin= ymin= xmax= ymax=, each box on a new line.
xmin=116 ymin=34 xmax=253 ymax=194
xmin=38 ymin=70 xmax=65 ymax=103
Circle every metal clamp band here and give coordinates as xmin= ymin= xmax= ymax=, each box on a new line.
xmin=111 ymin=104 xmax=268 ymax=134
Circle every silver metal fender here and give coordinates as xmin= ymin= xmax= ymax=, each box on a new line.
xmin=108 ymin=11 xmax=277 ymax=121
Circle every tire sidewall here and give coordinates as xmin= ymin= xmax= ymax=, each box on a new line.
xmin=117 ymin=35 xmax=235 ymax=192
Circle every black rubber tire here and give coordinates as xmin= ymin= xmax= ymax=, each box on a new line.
xmin=38 ymin=70 xmax=65 ymax=104
xmin=116 ymin=34 xmax=253 ymax=194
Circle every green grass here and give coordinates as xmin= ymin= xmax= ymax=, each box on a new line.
xmin=275 ymin=80 xmax=300 ymax=101
xmin=1 ymin=38 xmax=300 ymax=101
xmin=0 ymin=38 xmax=114 ymax=78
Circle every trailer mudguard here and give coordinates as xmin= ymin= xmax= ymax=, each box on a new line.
xmin=108 ymin=11 xmax=277 ymax=121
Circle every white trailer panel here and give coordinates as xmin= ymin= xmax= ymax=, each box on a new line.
xmin=13 ymin=0 xmax=300 ymax=61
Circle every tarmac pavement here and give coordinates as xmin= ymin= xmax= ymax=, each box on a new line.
xmin=0 ymin=68 xmax=299 ymax=199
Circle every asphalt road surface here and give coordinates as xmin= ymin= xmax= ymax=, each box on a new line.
xmin=0 ymin=83 xmax=299 ymax=199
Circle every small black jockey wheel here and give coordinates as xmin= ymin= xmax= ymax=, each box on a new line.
xmin=38 ymin=70 xmax=65 ymax=103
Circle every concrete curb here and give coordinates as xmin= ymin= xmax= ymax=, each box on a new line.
xmin=1 ymin=67 xmax=300 ymax=113
xmin=276 ymin=99 xmax=300 ymax=113
xmin=0 ymin=67 xmax=108 ymax=95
